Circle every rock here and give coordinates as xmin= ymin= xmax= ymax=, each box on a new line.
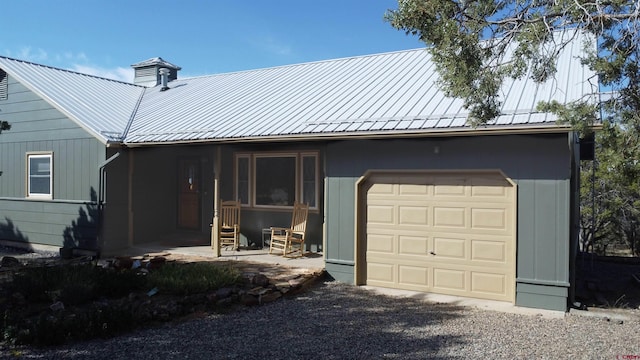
xmin=148 ymin=256 xmax=166 ymax=269
xmin=251 ymin=274 xmax=270 ymax=287
xmin=114 ymin=257 xmax=133 ymax=270
xmin=50 ymin=301 xmax=65 ymax=311
xmin=260 ymin=291 xmax=282 ymax=303
xmin=96 ymin=259 xmax=112 ymax=268
xmin=240 ymin=294 xmax=259 ymax=306
xmin=0 ymin=256 xmax=20 ymax=267
xmin=289 ymin=277 xmax=307 ymax=288
xmin=216 ymin=287 xmax=233 ymax=299
xmin=216 ymin=297 xmax=234 ymax=307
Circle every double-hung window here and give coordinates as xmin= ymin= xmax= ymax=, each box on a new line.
xmin=27 ymin=153 xmax=53 ymax=199
xmin=235 ymin=152 xmax=318 ymax=209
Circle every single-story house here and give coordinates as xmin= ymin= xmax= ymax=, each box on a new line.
xmin=0 ymin=37 xmax=597 ymax=311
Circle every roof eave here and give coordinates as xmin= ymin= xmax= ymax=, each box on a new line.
xmin=122 ymin=124 xmax=591 ymax=147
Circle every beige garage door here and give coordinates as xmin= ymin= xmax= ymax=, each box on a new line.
xmin=365 ymin=171 xmax=515 ymax=302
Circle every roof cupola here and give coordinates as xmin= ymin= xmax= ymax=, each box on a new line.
xmin=131 ymin=57 xmax=181 ymax=87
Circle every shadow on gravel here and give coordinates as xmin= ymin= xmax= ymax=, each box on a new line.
xmin=8 ymin=280 xmax=469 ymax=359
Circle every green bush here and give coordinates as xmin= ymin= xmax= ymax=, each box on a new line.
xmin=2 ymin=261 xmax=244 ymax=346
xmin=147 ymin=262 xmax=241 ymax=295
xmin=11 ymin=264 xmax=146 ymax=304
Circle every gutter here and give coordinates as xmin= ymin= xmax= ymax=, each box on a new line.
xmin=121 ymin=124 xmax=601 ymax=148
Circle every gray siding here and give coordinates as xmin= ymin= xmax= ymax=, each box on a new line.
xmin=325 ymin=134 xmax=572 ymax=311
xmin=0 ymin=73 xmax=105 ymax=249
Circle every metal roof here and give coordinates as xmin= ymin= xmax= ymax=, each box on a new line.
xmin=0 ymin=56 xmax=145 ymax=143
xmin=0 ymin=33 xmax=597 ymax=146
xmin=126 ymin=37 xmax=597 ymax=144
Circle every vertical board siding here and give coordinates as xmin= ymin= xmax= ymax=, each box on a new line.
xmin=0 ymin=73 xmax=105 ymax=249
xmin=325 ymin=134 xmax=571 ymax=291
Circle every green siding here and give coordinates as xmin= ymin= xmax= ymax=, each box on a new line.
xmin=326 ymin=176 xmax=357 ymax=262
xmin=0 ymin=73 xmax=105 ymax=250
xmin=325 ymin=134 xmax=573 ymax=310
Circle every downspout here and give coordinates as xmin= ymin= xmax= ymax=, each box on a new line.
xmin=211 ymin=145 xmax=221 ymax=257
xmin=97 ymin=151 xmax=121 ymax=254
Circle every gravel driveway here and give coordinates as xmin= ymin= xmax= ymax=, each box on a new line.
xmin=3 ymin=281 xmax=639 ymax=359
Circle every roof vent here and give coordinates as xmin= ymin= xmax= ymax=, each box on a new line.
xmin=130 ymin=57 xmax=181 ymax=87
xmin=159 ymin=68 xmax=170 ymax=91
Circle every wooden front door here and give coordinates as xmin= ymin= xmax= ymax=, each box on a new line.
xmin=178 ymin=158 xmax=201 ymax=229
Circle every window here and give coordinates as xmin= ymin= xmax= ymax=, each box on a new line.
xmin=235 ymin=152 xmax=319 ymax=209
xmin=236 ymin=155 xmax=250 ymax=205
xmin=0 ymin=70 xmax=7 ymax=100
xmin=27 ymin=153 xmax=52 ymax=198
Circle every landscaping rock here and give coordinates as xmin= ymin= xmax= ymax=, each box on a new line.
xmin=260 ymin=291 xmax=282 ymax=303
xmin=148 ymin=256 xmax=166 ymax=269
xmin=216 ymin=287 xmax=233 ymax=299
xmin=1 ymin=256 xmax=20 ymax=267
xmin=50 ymin=301 xmax=65 ymax=311
xmin=288 ymin=277 xmax=307 ymax=288
xmin=240 ymin=294 xmax=259 ymax=306
xmin=114 ymin=257 xmax=133 ymax=270
xmin=251 ymin=273 xmax=270 ymax=287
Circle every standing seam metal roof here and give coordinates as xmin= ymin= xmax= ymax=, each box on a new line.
xmin=0 ymin=33 xmax=598 ymax=145
xmin=0 ymin=56 xmax=145 ymax=143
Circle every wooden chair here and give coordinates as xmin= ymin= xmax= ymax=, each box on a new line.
xmin=219 ymin=200 xmax=241 ymax=251
xmin=269 ymin=202 xmax=309 ymax=257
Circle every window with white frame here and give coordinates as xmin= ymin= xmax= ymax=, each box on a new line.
xmin=27 ymin=153 xmax=53 ymax=198
xmin=235 ymin=152 xmax=318 ymax=209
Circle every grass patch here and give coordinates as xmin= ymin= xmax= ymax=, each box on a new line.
xmin=148 ymin=262 xmax=241 ymax=295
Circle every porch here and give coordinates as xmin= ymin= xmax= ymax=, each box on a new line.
xmin=115 ymin=242 xmax=325 ymax=271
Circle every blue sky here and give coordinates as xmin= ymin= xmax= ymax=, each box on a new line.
xmin=1 ymin=1 xmax=423 ymax=82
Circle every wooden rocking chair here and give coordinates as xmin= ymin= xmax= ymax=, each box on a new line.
xmin=219 ymin=200 xmax=241 ymax=251
xmin=269 ymin=202 xmax=309 ymax=257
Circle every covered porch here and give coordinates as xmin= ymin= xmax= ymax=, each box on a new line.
xmin=115 ymin=239 xmax=325 ymax=271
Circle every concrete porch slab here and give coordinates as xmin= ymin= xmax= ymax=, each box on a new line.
xmin=117 ymin=242 xmax=325 ymax=270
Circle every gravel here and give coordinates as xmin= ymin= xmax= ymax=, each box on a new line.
xmin=0 ymin=245 xmax=59 ymax=261
xmin=2 ymin=281 xmax=639 ymax=359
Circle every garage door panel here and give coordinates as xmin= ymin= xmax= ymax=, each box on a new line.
xmin=399 ymin=265 xmax=430 ymax=287
xmin=368 ymin=205 xmax=395 ymax=224
xmin=433 ymin=237 xmax=466 ymax=259
xmin=367 ymin=234 xmax=395 ymax=253
xmin=471 ymin=208 xmax=507 ymax=230
xmin=369 ymin=183 xmax=395 ymax=195
xmin=471 ymin=272 xmax=507 ymax=296
xmin=399 ymin=205 xmax=429 ymax=225
xmin=433 ymin=207 xmax=466 ymax=227
xmin=433 ymin=268 xmax=466 ymax=290
xmin=365 ymin=171 xmax=515 ymax=302
xmin=398 ymin=235 xmax=429 ymax=255
xmin=398 ymin=183 xmax=430 ymax=195
xmin=471 ymin=239 xmax=506 ymax=263
xmin=367 ymin=262 xmax=395 ymax=283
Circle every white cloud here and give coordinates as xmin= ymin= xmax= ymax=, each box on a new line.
xmin=254 ymin=36 xmax=293 ymax=57
xmin=6 ymin=47 xmax=134 ymax=83
xmin=70 ymin=64 xmax=134 ymax=83
xmin=11 ymin=47 xmax=49 ymax=62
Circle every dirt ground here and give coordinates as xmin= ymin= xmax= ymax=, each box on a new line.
xmin=574 ymin=254 xmax=640 ymax=310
